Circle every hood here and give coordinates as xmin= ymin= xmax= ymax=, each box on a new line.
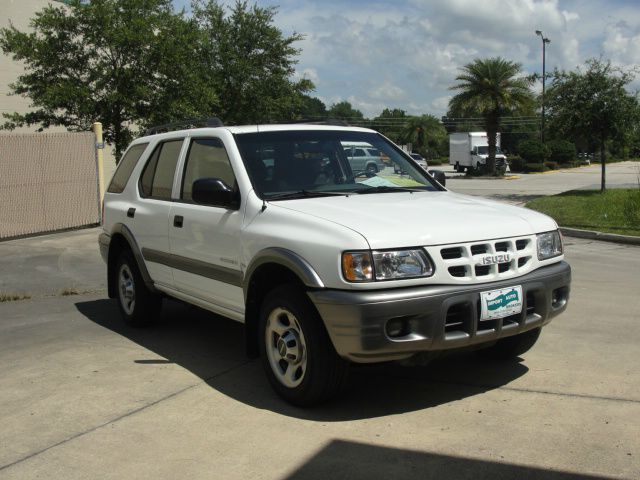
xmin=271 ymin=191 xmax=556 ymax=249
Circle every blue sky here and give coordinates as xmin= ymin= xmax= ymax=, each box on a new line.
xmin=173 ymin=0 xmax=640 ymax=118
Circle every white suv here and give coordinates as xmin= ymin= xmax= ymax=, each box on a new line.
xmin=100 ymin=122 xmax=571 ymax=406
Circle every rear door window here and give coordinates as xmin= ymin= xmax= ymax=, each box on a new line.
xmin=107 ymin=143 xmax=148 ymax=194
xmin=139 ymin=139 xmax=183 ymax=200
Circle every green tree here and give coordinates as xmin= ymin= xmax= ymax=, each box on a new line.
xmin=546 ymin=139 xmax=576 ymax=165
xmin=0 ymin=0 xmax=207 ymax=160
xmin=294 ymin=95 xmax=327 ymax=119
xmin=370 ymin=108 xmax=406 ymax=141
xmin=449 ymin=57 xmax=535 ymax=175
xmin=327 ymin=101 xmax=363 ymax=120
xmin=545 ymin=58 xmax=640 ymax=191
xmin=399 ymin=115 xmax=447 ymax=157
xmin=192 ymin=0 xmax=313 ymax=125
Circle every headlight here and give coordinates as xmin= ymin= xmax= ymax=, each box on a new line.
xmin=537 ymin=231 xmax=563 ymax=260
xmin=342 ymin=249 xmax=434 ymax=282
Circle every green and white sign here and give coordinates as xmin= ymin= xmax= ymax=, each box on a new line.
xmin=480 ymin=285 xmax=523 ymax=320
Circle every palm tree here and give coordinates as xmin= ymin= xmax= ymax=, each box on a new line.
xmin=400 ymin=115 xmax=446 ymax=156
xmin=449 ymin=57 xmax=534 ymax=175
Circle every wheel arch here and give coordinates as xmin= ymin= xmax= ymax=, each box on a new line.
xmin=107 ymin=223 xmax=157 ymax=298
xmin=243 ymin=248 xmax=325 ymax=358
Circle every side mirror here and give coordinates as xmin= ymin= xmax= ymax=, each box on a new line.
xmin=192 ymin=178 xmax=239 ymax=209
xmin=429 ymin=170 xmax=446 ymax=187
xmin=470 ymin=150 xmax=475 ymax=155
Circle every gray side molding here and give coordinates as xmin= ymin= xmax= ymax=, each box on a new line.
xmin=243 ymin=247 xmax=325 ymax=296
xmin=110 ymin=223 xmax=158 ymax=293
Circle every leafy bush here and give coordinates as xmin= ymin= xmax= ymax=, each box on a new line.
xmin=508 ymin=156 xmax=525 ymax=172
xmin=547 ymin=140 xmax=576 ymax=164
xmin=518 ymin=139 xmax=549 ymax=163
xmin=429 ymin=157 xmax=443 ymax=165
xmin=544 ymin=161 xmax=559 ymax=170
xmin=525 ymin=163 xmax=546 ymax=173
xmin=465 ymin=165 xmax=485 ymax=176
xmin=559 ymin=160 xmax=578 ymax=168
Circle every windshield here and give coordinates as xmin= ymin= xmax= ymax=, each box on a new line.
xmin=476 ymin=146 xmax=502 ymax=155
xmin=235 ymin=130 xmax=442 ymax=199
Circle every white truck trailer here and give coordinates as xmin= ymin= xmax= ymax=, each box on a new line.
xmin=449 ymin=132 xmax=507 ymax=172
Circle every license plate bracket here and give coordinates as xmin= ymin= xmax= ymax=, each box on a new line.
xmin=480 ymin=285 xmax=523 ymax=320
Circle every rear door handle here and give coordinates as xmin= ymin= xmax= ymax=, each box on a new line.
xmin=173 ymin=215 xmax=184 ymax=228
xmin=127 ymin=207 xmax=136 ymax=218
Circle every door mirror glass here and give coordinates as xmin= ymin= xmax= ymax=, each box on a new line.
xmin=192 ymin=178 xmax=239 ymax=208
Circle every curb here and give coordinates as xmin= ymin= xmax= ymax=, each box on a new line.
xmin=560 ymin=227 xmax=640 ymax=246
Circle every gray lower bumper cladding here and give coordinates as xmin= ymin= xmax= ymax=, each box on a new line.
xmin=309 ymin=262 xmax=571 ymax=363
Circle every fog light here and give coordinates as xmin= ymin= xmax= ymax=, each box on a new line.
xmin=551 ymin=287 xmax=568 ymax=309
xmin=385 ymin=317 xmax=412 ymax=338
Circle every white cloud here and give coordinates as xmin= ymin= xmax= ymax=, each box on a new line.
xmin=171 ymin=0 xmax=640 ymax=117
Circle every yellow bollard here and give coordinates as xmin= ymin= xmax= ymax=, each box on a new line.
xmin=93 ymin=122 xmax=105 ymax=204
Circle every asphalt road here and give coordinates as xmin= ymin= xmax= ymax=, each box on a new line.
xmin=442 ymin=160 xmax=640 ymax=205
xmin=1 ymin=163 xmax=639 ymax=479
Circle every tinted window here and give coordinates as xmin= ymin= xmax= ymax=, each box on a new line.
xmin=139 ymin=140 xmax=183 ymax=200
xmin=107 ymin=143 xmax=148 ymax=193
xmin=181 ymin=138 xmax=236 ymax=202
xmin=235 ymin=130 xmax=441 ymax=199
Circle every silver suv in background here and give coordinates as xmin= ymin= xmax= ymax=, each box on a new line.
xmin=343 ymin=144 xmax=386 ymax=176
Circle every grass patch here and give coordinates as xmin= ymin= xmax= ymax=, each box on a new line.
xmin=0 ymin=292 xmax=32 ymax=302
xmin=526 ymin=189 xmax=640 ymax=236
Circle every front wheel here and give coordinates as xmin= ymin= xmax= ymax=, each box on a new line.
xmin=259 ymin=284 xmax=348 ymax=406
xmin=477 ymin=328 xmax=542 ymax=360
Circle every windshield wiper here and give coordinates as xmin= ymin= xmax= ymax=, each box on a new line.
xmin=265 ymin=190 xmax=349 ymax=200
xmin=354 ymin=186 xmax=424 ymax=194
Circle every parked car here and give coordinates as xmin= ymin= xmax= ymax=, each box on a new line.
xmin=410 ymin=152 xmax=428 ymax=171
xmin=100 ymin=121 xmax=571 ymax=406
xmin=343 ymin=145 xmax=386 ymax=177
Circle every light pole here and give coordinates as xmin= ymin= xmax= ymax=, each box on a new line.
xmin=535 ymin=30 xmax=550 ymax=142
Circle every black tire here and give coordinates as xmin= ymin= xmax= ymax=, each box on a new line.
xmin=365 ymin=164 xmax=378 ymax=177
xmin=115 ymin=250 xmax=161 ymax=327
xmin=478 ymin=327 xmax=542 ymax=360
xmin=259 ymin=284 xmax=348 ymax=406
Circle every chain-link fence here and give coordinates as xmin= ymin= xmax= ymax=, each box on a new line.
xmin=0 ymin=132 xmax=99 ymax=239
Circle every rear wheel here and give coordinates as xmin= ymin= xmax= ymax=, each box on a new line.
xmin=259 ymin=284 xmax=348 ymax=406
xmin=477 ymin=328 xmax=541 ymax=360
xmin=115 ymin=250 xmax=161 ymax=327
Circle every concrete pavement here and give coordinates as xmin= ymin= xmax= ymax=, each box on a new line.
xmin=1 ymin=162 xmax=639 ymax=478
xmin=1 ymin=237 xmax=639 ymax=479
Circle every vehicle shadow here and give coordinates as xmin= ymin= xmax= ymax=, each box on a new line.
xmin=482 ymin=193 xmax=543 ymax=205
xmin=284 ymin=439 xmax=612 ymax=480
xmin=75 ymin=298 xmax=529 ymax=421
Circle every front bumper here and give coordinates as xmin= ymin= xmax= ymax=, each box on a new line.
xmin=308 ymin=261 xmax=570 ymax=363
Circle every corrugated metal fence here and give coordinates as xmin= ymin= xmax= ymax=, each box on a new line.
xmin=0 ymin=132 xmax=99 ymax=239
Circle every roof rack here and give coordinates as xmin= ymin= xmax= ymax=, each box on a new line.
xmin=145 ymin=117 xmax=223 ymax=136
xmin=286 ymin=118 xmax=350 ymax=126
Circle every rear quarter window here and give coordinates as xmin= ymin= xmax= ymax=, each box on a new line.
xmin=107 ymin=143 xmax=149 ymax=193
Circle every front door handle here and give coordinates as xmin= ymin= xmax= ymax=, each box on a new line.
xmin=173 ymin=215 xmax=184 ymax=228
xmin=127 ymin=207 xmax=136 ymax=218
